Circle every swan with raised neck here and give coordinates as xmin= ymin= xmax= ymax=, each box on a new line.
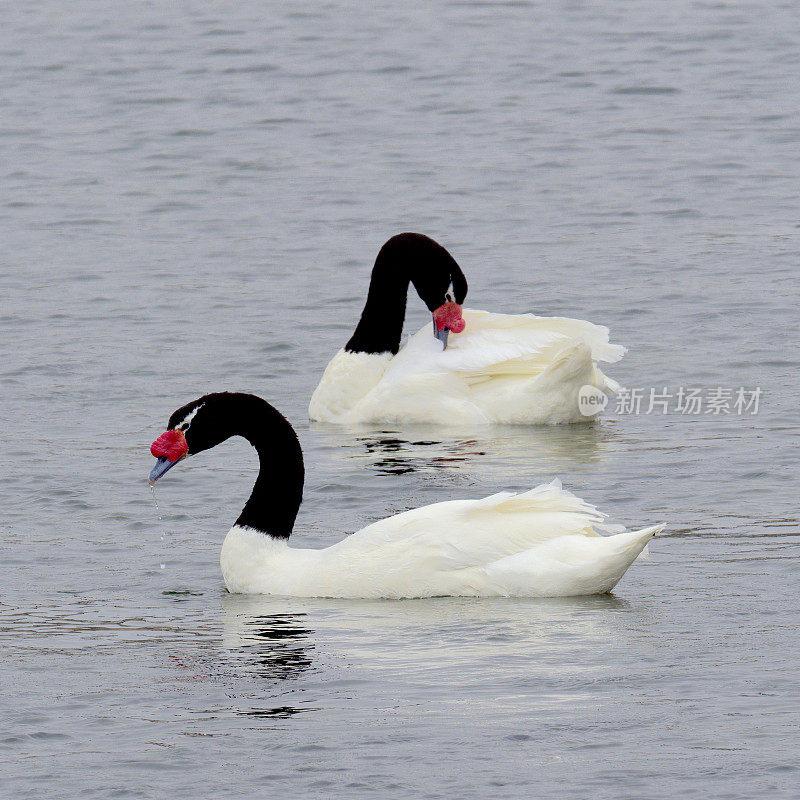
xmin=149 ymin=391 xmax=663 ymax=598
xmin=150 ymin=392 xmax=303 ymax=539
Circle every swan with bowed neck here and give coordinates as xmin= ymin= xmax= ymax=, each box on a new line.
xmin=309 ymin=233 xmax=625 ymax=426
xmin=149 ymin=392 xmax=663 ymax=598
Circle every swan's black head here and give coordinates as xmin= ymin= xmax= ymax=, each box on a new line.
xmin=148 ymin=392 xmax=305 ymax=539
xmin=345 ymin=232 xmax=469 ymax=354
xmin=386 ymin=232 xmax=468 ymax=312
xmin=149 ymin=392 xmax=294 ymax=484
xmin=149 ymin=394 xmax=224 ymax=483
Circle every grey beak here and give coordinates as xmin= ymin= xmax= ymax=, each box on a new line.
xmin=432 ymin=315 xmax=449 ymax=350
xmin=149 ymin=456 xmax=181 ymax=485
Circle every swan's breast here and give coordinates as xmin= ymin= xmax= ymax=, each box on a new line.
xmin=308 ymin=348 xmax=392 ymax=422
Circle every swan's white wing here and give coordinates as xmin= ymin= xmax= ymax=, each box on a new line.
xmin=383 ymin=310 xmax=625 ymax=384
xmin=335 ymin=479 xmax=620 ymax=570
xmin=313 ymin=310 xmax=625 ymax=425
xmin=349 ymin=310 xmax=625 ymax=424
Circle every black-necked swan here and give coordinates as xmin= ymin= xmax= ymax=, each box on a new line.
xmin=149 ymin=392 xmax=663 ymax=598
xmin=308 ymin=232 xmax=625 ymax=426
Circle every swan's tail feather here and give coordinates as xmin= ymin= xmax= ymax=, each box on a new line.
xmin=632 ymin=523 xmax=665 ymax=560
xmin=483 ymin=521 xmax=665 ymax=597
xmin=616 ymin=523 xmax=664 ymax=560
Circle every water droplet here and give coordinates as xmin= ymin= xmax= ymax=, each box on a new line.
xmin=149 ymin=483 xmax=162 ymax=520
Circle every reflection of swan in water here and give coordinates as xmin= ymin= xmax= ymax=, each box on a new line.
xmin=355 ymin=433 xmax=486 ymax=475
xmin=222 ymin=592 xmax=633 ymax=680
xmin=240 ymin=614 xmax=313 ymax=679
xmin=311 ymin=420 xmax=616 ymax=477
xmin=220 ymin=597 xmax=316 ymax=716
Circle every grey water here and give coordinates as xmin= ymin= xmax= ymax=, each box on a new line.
xmin=1 ymin=1 xmax=799 ymax=797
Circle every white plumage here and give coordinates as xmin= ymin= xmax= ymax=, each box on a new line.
xmin=309 ymin=310 xmax=625 ymax=425
xmin=220 ymin=479 xmax=662 ymax=598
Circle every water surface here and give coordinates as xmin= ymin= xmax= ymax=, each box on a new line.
xmin=2 ymin=1 xmax=799 ymax=797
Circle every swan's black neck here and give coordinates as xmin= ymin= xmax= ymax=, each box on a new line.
xmin=232 ymin=398 xmax=304 ymax=539
xmin=182 ymin=393 xmax=304 ymax=539
xmin=345 ymin=232 xmax=468 ymax=356
xmin=345 ymin=242 xmax=412 ymax=356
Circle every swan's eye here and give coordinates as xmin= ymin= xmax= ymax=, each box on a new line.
xmin=169 ymin=401 xmax=205 ymax=433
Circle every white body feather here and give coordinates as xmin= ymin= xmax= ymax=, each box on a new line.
xmin=220 ymin=479 xmax=663 ymax=598
xmin=309 ymin=310 xmax=625 ymax=425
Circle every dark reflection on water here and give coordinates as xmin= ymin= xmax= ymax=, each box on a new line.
xmin=241 ymin=613 xmax=314 ymax=681
xmin=312 ymin=421 xmax=616 ymax=477
xmin=356 ymin=433 xmax=487 ymax=475
xmin=219 ymin=602 xmax=319 ymax=717
xmin=243 ymin=705 xmax=315 ymax=718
